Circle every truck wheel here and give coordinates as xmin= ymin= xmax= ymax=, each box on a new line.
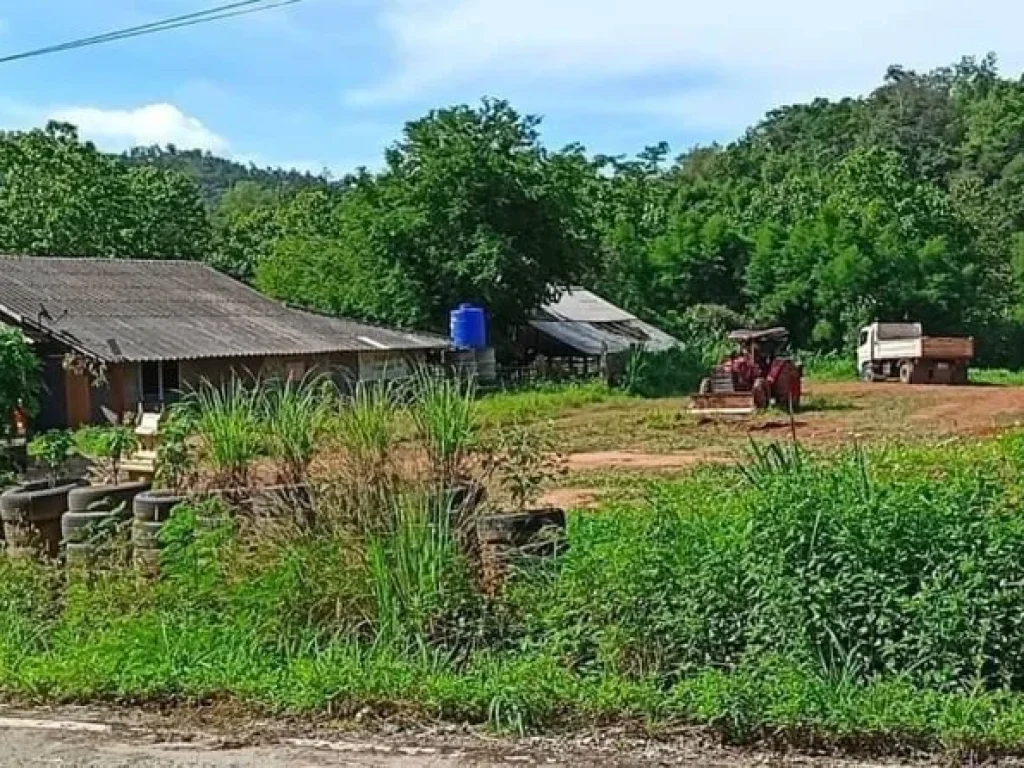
xmin=860 ymin=363 xmax=875 ymax=383
xmin=899 ymin=360 xmax=915 ymax=384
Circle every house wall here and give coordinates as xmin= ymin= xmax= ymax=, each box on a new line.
xmin=31 ymin=350 xmax=432 ymax=429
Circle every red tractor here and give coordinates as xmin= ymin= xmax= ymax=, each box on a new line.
xmin=691 ymin=328 xmax=803 ymax=414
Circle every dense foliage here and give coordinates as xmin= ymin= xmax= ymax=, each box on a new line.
xmin=6 ymin=55 xmax=1024 ymax=364
xmin=0 ymin=124 xmax=210 ymax=260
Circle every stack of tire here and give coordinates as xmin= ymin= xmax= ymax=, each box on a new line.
xmin=63 ymin=482 xmax=150 ymax=570
xmin=132 ymin=490 xmax=186 ymax=575
xmin=475 ymin=508 xmax=567 ymax=595
xmin=1 ymin=480 xmax=85 ymax=560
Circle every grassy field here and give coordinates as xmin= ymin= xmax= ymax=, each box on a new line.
xmin=6 ymin=435 xmax=1024 ymax=752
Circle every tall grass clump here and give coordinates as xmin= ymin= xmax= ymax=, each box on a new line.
xmin=262 ymin=373 xmax=336 ymax=486
xmin=185 ymin=376 xmax=265 ymax=492
xmin=410 ymin=369 xmax=478 ymax=489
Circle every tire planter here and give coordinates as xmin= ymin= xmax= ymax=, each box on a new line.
xmin=133 ymin=490 xmax=187 ymax=523
xmin=132 ymin=520 xmax=166 ymax=576
xmin=476 ymin=508 xmax=567 ymax=594
xmin=1 ymin=479 xmax=85 ymax=559
xmin=68 ymin=481 xmax=150 ymax=513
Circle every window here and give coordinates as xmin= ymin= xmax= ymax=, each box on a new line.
xmin=162 ymin=361 xmax=181 ymax=398
xmin=140 ymin=361 xmax=181 ymax=404
xmin=141 ymin=362 xmax=161 ymax=401
xmin=858 ymin=330 xmax=869 ymax=347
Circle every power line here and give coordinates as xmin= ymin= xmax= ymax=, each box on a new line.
xmin=0 ymin=0 xmax=304 ymax=65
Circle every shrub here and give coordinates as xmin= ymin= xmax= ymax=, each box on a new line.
xmin=0 ymin=326 xmax=39 ymax=438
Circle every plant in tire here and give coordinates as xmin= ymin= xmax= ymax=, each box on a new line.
xmin=75 ymin=422 xmax=139 ymax=485
xmin=0 ymin=327 xmax=39 ymax=439
xmin=27 ymin=430 xmax=77 ymax=487
xmin=154 ymin=405 xmax=198 ymax=493
xmin=481 ymin=423 xmax=567 ymax=511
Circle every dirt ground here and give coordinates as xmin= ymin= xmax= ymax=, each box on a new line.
xmin=540 ymin=381 xmax=1024 ymax=508
xmin=0 ymin=706 xmax=936 ymax=767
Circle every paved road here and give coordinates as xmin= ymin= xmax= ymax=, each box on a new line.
xmin=0 ymin=710 xmax=930 ymax=767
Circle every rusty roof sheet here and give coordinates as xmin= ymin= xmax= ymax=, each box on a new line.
xmin=0 ymin=256 xmax=447 ymax=362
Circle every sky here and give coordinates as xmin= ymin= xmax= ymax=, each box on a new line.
xmin=0 ymin=0 xmax=1022 ymax=175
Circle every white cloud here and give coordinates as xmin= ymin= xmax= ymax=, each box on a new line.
xmin=349 ymin=0 xmax=1024 ymax=135
xmin=49 ymin=103 xmax=228 ymax=152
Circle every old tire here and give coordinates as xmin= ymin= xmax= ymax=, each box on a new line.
xmin=65 ymin=541 xmax=95 ymax=569
xmin=68 ymin=482 xmax=150 ymax=513
xmin=132 ymin=521 xmax=165 ymax=549
xmin=899 ymin=360 xmax=915 ymax=384
xmin=1 ymin=481 xmax=83 ymax=559
xmin=62 ymin=510 xmax=123 ymax=543
xmin=133 ymin=490 xmax=186 ymax=523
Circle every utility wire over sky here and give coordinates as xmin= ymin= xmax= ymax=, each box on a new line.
xmin=0 ymin=0 xmax=305 ymax=65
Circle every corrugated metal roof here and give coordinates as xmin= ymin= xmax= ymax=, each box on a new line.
xmin=0 ymin=256 xmax=448 ymax=362
xmin=529 ymin=288 xmax=681 ymax=355
xmin=534 ymin=288 xmax=634 ymax=324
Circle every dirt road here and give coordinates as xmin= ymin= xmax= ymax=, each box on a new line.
xmin=0 ymin=709 xmax=918 ymax=767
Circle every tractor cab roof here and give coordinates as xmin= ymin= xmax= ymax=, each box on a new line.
xmin=728 ymin=327 xmax=790 ymax=344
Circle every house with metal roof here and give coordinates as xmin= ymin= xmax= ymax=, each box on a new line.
xmin=521 ymin=287 xmax=680 ymax=357
xmin=0 ymin=256 xmax=447 ymax=428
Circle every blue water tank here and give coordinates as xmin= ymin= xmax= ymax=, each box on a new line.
xmin=450 ymin=304 xmax=487 ymax=350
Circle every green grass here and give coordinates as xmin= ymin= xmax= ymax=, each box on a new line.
xmin=800 ymin=351 xmax=858 ymax=382
xmin=9 ymin=434 xmax=1024 ymax=752
xmin=971 ymin=368 xmax=1024 ymax=387
xmin=476 ymin=381 xmax=630 ymax=425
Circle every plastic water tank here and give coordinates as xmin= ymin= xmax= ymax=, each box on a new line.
xmin=450 ymin=304 xmax=487 ymax=350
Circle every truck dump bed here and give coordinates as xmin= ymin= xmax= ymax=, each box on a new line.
xmin=874 ymin=335 xmax=974 ymax=361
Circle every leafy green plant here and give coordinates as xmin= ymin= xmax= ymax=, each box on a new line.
xmin=27 ymin=430 xmax=77 ymax=486
xmin=74 ymin=423 xmax=139 ymax=485
xmin=482 ymin=423 xmax=567 ymax=511
xmin=154 ymin=405 xmax=197 ymax=493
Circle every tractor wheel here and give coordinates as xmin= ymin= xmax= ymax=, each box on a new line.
xmin=698 ymin=377 xmax=713 ymax=395
xmin=751 ymin=378 xmax=769 ymax=409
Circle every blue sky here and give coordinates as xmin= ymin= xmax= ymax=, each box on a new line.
xmin=1 ymin=0 xmax=1022 ymax=175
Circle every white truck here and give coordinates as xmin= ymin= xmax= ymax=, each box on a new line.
xmin=857 ymin=322 xmax=974 ymax=385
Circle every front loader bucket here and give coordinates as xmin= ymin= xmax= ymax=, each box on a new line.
xmin=689 ymin=391 xmax=757 ymax=416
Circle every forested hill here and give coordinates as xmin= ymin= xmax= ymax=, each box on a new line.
xmin=120 ymin=146 xmax=331 ymax=205
xmin=3 ymin=54 xmax=1024 ymax=366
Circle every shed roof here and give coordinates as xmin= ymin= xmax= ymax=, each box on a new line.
xmin=0 ymin=256 xmax=447 ymax=363
xmin=530 ymin=288 xmax=681 ymax=355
